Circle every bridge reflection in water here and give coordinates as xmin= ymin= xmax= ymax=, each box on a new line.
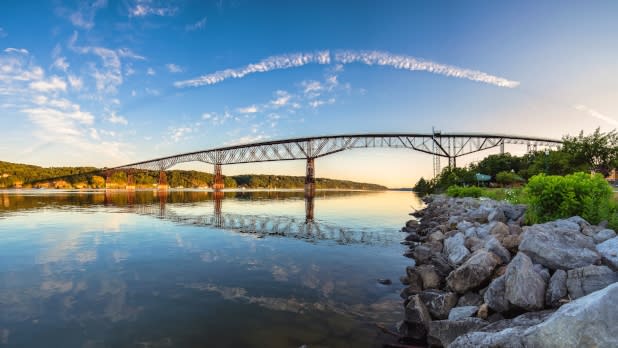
xmin=98 ymin=190 xmax=391 ymax=245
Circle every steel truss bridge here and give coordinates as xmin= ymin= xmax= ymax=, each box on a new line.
xmin=101 ymin=132 xmax=561 ymax=193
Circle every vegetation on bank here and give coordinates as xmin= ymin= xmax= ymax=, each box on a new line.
xmin=0 ymin=161 xmax=386 ymax=190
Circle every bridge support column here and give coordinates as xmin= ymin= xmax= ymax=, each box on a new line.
xmin=126 ymin=171 xmax=135 ymax=190
xmin=448 ymin=156 xmax=457 ymax=168
xmin=158 ymin=171 xmax=169 ymax=190
xmin=305 ymin=195 xmax=314 ymax=223
xmin=105 ymin=173 xmax=112 ymax=190
xmin=213 ymin=191 xmax=224 ymax=228
xmin=305 ymin=158 xmax=316 ymax=197
xmin=213 ymin=164 xmax=224 ymax=191
xmin=500 ymin=141 xmax=505 ymax=155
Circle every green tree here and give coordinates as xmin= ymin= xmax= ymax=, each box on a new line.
xmin=562 ymin=128 xmax=618 ymax=176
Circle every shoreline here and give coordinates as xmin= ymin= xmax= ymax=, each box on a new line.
xmin=395 ymin=194 xmax=618 ymax=347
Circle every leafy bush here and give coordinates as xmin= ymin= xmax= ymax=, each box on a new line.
xmin=496 ymin=171 xmax=525 ymax=186
xmin=525 ymin=172 xmax=615 ymax=225
xmin=446 ymin=185 xmax=484 ymax=198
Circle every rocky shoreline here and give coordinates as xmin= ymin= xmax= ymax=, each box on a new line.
xmin=396 ymin=195 xmax=618 ymax=347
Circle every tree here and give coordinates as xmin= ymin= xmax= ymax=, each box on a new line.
xmin=474 ymin=153 xmax=522 ymax=179
xmin=413 ymin=177 xmax=432 ymax=195
xmin=90 ymin=175 xmax=106 ymax=188
xmin=562 ymin=128 xmax=618 ymax=176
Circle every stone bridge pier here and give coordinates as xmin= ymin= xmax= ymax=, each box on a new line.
xmin=305 ymin=158 xmax=316 ymax=197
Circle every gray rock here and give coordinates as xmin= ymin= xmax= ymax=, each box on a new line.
xmin=404 ymin=294 xmax=432 ymax=340
xmin=489 ymin=221 xmax=510 ymax=240
xmin=457 ymin=220 xmax=475 ymax=233
xmin=505 ymin=252 xmax=546 ymax=311
xmin=522 ymin=282 xmax=618 ymax=348
xmin=415 ymin=264 xmax=442 ymax=290
xmin=429 ymin=253 xmax=454 ymax=277
xmin=567 ymin=215 xmax=595 ymax=236
xmin=448 ymin=306 xmax=478 ymax=320
xmin=418 ymin=289 xmax=459 ymax=320
xmin=546 ymin=269 xmax=567 ymax=308
xmin=593 ymin=229 xmax=616 ymax=244
xmin=468 ymin=206 xmax=491 ymax=223
xmin=488 ymin=207 xmax=506 ymax=223
xmin=444 ymin=233 xmax=470 ymax=265
xmin=503 ymin=204 xmax=526 ymax=222
xmin=411 ymin=244 xmax=433 ymax=264
xmin=457 ymin=292 xmax=483 ymax=307
xmin=447 ymin=250 xmax=501 ymax=294
xmin=596 ymin=237 xmax=618 ymax=270
xmin=566 ymin=265 xmax=618 ymax=299
xmin=484 ymin=275 xmax=510 ymax=313
xmin=464 ymin=236 xmax=484 ymax=253
xmin=450 ymin=311 xmax=554 ymax=348
xmin=519 ymin=220 xmax=601 ymax=270
xmin=533 ymin=263 xmax=551 ymax=283
xmin=427 ymin=318 xmax=488 ymax=348
xmin=484 ymin=236 xmax=511 ymax=264
xmin=428 ymin=230 xmax=446 ymax=243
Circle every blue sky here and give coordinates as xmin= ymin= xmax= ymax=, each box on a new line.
xmin=1 ymin=0 xmax=618 ymax=187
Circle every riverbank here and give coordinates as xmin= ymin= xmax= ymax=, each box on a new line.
xmin=396 ymin=195 xmax=618 ymax=347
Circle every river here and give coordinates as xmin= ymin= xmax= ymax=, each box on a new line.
xmin=0 ymin=190 xmax=423 ymax=347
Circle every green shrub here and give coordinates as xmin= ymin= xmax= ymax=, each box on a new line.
xmin=496 ymin=171 xmax=525 ymax=186
xmin=525 ymin=172 xmax=615 ymax=225
xmin=446 ymin=185 xmax=484 ymax=198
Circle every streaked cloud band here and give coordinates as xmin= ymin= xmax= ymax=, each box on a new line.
xmin=175 ymin=50 xmax=519 ymax=88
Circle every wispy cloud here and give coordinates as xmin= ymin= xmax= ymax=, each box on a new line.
xmin=68 ymin=75 xmax=83 ymax=90
xmin=67 ymin=0 xmax=108 ymax=29
xmin=106 ymin=112 xmax=128 ymax=125
xmin=166 ymin=63 xmax=183 ymax=73
xmin=0 ymin=27 xmax=7 ymax=38
xmin=52 ymin=57 xmax=70 ymax=72
xmin=174 ymin=51 xmax=330 ymax=87
xmin=270 ymin=90 xmax=291 ymax=108
xmin=237 ymin=105 xmax=259 ymax=114
xmin=29 ymin=76 xmax=67 ymax=92
xmin=4 ymin=48 xmax=29 ymax=55
xmin=175 ymin=50 xmax=519 ymax=88
xmin=169 ymin=126 xmax=193 ymax=142
xmin=574 ymin=104 xmax=618 ymax=126
xmin=117 ymin=48 xmax=146 ymax=60
xmin=147 ymin=67 xmax=156 ymax=76
xmin=186 ymin=17 xmax=207 ymax=31
xmin=129 ymin=0 xmax=178 ymax=17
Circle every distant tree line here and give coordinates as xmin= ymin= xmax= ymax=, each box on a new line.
xmin=0 ymin=161 xmax=387 ymax=190
xmin=414 ymin=128 xmax=618 ymax=195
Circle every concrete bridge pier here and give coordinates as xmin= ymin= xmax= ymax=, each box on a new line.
xmin=126 ymin=170 xmax=136 ymax=190
xmin=305 ymin=158 xmax=316 ymax=197
xmin=213 ymin=164 xmax=224 ymax=191
xmin=305 ymin=195 xmax=314 ymax=223
xmin=158 ymin=171 xmax=169 ymax=190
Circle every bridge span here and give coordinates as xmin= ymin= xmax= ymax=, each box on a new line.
xmin=103 ymin=132 xmax=561 ymax=195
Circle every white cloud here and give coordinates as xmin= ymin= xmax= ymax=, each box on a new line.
xmin=89 ymin=128 xmax=100 ymax=140
xmin=309 ymin=98 xmax=335 ymax=109
xmin=175 ymin=49 xmax=518 ymax=89
xmin=117 ymin=48 xmax=146 ymax=60
xmin=0 ymin=27 xmax=7 ymax=38
xmin=202 ymin=113 xmax=213 ymax=120
xmin=52 ymin=57 xmax=70 ymax=72
xmin=29 ymin=76 xmax=67 ymax=92
xmin=4 ymin=48 xmax=29 ymax=55
xmin=23 ymin=106 xmax=94 ymax=126
xmin=574 ymin=104 xmax=618 ymax=127
xmin=174 ymin=51 xmax=331 ymax=87
xmin=237 ymin=105 xmax=259 ymax=114
xmin=125 ymin=65 xmax=135 ymax=76
xmin=301 ymin=80 xmax=322 ymax=98
xmin=186 ymin=17 xmax=207 ymax=31
xmin=169 ymin=126 xmax=193 ymax=142
xmin=67 ymin=0 xmax=108 ymax=29
xmin=334 ymin=50 xmax=519 ymax=88
xmin=129 ymin=1 xmax=178 ymax=17
xmin=106 ymin=112 xmax=128 ymax=125
xmin=166 ymin=63 xmax=183 ymax=73
xmin=144 ymin=87 xmax=160 ymax=96
xmin=270 ymin=90 xmax=291 ymax=108
xmin=147 ymin=67 xmax=156 ymax=76
xmin=131 ymin=89 xmax=137 ymax=97
xmin=68 ymin=75 xmax=83 ymax=90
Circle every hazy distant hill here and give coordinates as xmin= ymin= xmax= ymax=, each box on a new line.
xmin=0 ymin=160 xmax=387 ymax=190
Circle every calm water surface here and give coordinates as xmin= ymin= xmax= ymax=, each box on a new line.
xmin=0 ymin=190 xmax=423 ymax=347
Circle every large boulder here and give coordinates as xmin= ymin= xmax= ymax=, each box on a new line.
xmin=593 ymin=229 xmax=616 ymax=244
xmin=418 ymin=290 xmax=459 ymax=320
xmin=449 ymin=311 xmax=554 ymax=348
xmin=404 ymin=294 xmax=432 ymax=340
xmin=519 ymin=220 xmax=601 ymax=270
xmin=504 ymin=252 xmax=546 ymax=311
xmin=427 ymin=318 xmax=488 ymax=348
xmin=596 ymin=237 xmax=618 ymax=270
xmin=447 ymin=250 xmax=501 ymax=294
xmin=484 ymin=236 xmax=511 ymax=264
xmin=457 ymin=292 xmax=483 ymax=307
xmin=416 ymin=264 xmax=442 ymax=290
xmin=484 ymin=275 xmax=510 ymax=313
xmin=566 ymin=265 xmax=618 ymax=299
xmin=545 ymin=269 xmax=567 ymax=308
xmin=448 ymin=306 xmax=478 ymax=320
xmin=488 ymin=207 xmax=506 ymax=223
xmin=522 ymin=282 xmax=618 ymax=347
xmin=444 ymin=233 xmax=470 ymax=265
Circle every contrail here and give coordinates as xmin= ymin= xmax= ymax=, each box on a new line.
xmin=174 ymin=51 xmax=331 ymax=88
xmin=334 ymin=50 xmax=519 ymax=88
xmin=174 ymin=49 xmax=519 ymax=88
xmin=574 ymin=104 xmax=618 ymax=126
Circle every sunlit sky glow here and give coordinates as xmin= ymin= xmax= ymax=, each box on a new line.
xmin=1 ymin=0 xmax=618 ymax=187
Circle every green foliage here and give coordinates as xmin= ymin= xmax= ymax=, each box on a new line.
xmin=562 ymin=127 xmax=618 ymax=176
xmin=495 ymin=171 xmax=525 ymax=186
xmin=413 ymin=177 xmax=432 ymax=196
xmin=446 ymin=185 xmax=484 ymax=198
xmin=525 ymin=172 xmax=615 ymax=225
xmin=473 ymin=153 xmax=522 ymax=179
